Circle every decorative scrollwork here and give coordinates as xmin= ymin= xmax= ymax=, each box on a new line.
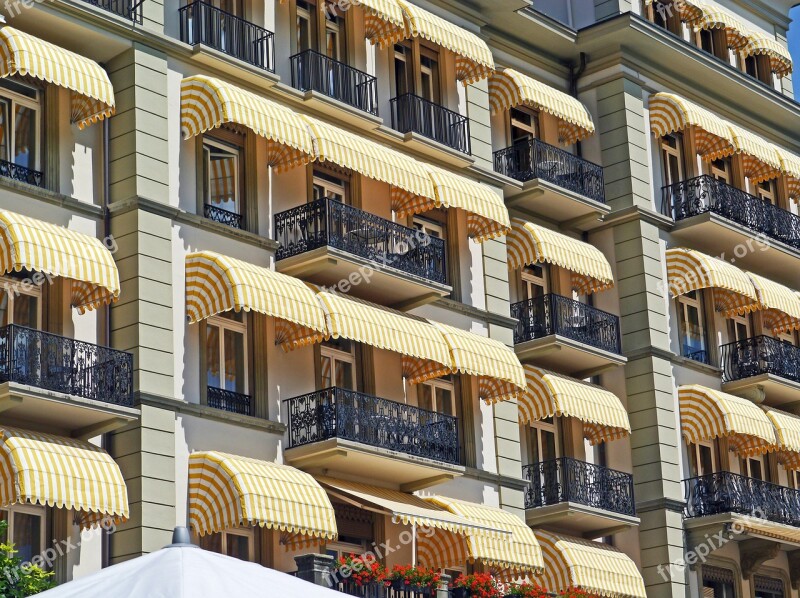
xmin=207 ymin=386 xmax=252 ymax=416
xmin=720 ymin=335 xmax=800 ymax=384
xmin=0 ymin=159 xmax=44 ymax=188
xmin=204 ymin=203 xmax=244 ymax=229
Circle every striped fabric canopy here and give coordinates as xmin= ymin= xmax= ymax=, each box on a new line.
xmin=507 ymin=219 xmax=614 ymax=294
xmin=430 ymin=322 xmax=525 ymax=403
xmin=180 ymin=75 xmax=315 ymax=171
xmin=188 ymin=452 xmax=337 ymax=542
xmin=644 ymin=0 xmax=704 ymax=21
xmin=396 ymin=0 xmax=494 ymax=84
xmin=688 ymin=2 xmax=750 ymax=48
xmin=747 ymin=272 xmax=800 ymax=334
xmin=678 ymin=385 xmax=777 ymax=457
xmin=725 ymin=123 xmax=782 ymax=183
xmin=488 ymin=69 xmax=595 ymax=145
xmin=0 ymin=27 xmax=115 ymax=128
xmin=357 ymin=0 xmax=407 ymax=46
xmin=773 ymin=146 xmax=800 ymax=201
xmin=519 ymin=366 xmax=631 ymax=445
xmin=0 ymin=426 xmax=129 ymax=529
xmin=764 ymin=408 xmax=800 ymax=471
xmin=743 ymin=33 xmax=793 ymax=77
xmin=533 ymin=531 xmax=647 ymax=598
xmin=185 ymin=251 xmax=327 ymax=350
xmin=649 ymin=93 xmax=735 ymax=160
xmin=419 ymin=496 xmax=544 ymax=578
xmin=0 ymin=209 xmax=120 ymax=313
xmin=665 ymin=248 xmax=759 ymax=316
xmin=303 ymin=115 xmax=435 ymax=202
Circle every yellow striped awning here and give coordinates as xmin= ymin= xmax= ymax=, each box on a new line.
xmin=649 ymin=93 xmax=735 ymax=160
xmin=188 ymin=451 xmax=337 ymax=542
xmin=396 ymin=0 xmax=494 ymax=84
xmin=533 ymin=531 xmax=646 ymax=598
xmin=358 ymin=0 xmax=407 ymax=46
xmin=764 ymin=408 xmax=800 ymax=471
xmin=302 ymin=115 xmax=435 ymax=202
xmin=0 ymin=27 xmax=114 ymax=128
xmin=316 ymin=291 xmax=452 ymax=382
xmin=185 ymin=251 xmax=327 ymax=350
xmin=0 ymin=426 xmax=128 ymax=529
xmin=730 ymin=514 xmax=800 ymax=545
xmin=687 ymin=2 xmax=751 ymax=49
xmin=725 ymin=122 xmax=782 ymax=183
xmin=180 ymin=75 xmax=314 ymax=171
xmin=747 ymin=272 xmax=800 ymax=334
xmin=420 ymin=495 xmax=544 ymax=578
xmin=507 ymin=219 xmax=614 ymax=294
xmin=393 ymin=165 xmax=511 ymax=242
xmin=519 ymin=366 xmax=631 ymax=445
xmin=489 ymin=69 xmax=595 ymax=145
xmin=743 ymin=33 xmax=793 ymax=77
xmin=678 ymin=385 xmax=777 ymax=457
xmin=430 ymin=321 xmax=525 ymax=403
xmin=644 ymin=0 xmax=705 ymax=21
xmin=773 ymin=146 xmax=800 ymax=201
xmin=665 ymin=248 xmax=759 ymax=316
xmin=0 ymin=209 xmax=120 ymax=313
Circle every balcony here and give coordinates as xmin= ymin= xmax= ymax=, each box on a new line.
xmin=284 ymin=387 xmax=464 ymax=490
xmin=390 ymin=93 xmax=471 ymax=157
xmin=179 ymin=1 xmax=275 ymax=72
xmin=663 ymin=175 xmax=800 ymax=281
xmin=204 ymin=203 xmax=243 ymax=229
xmin=78 ymin=0 xmax=143 ymax=22
xmin=495 ymin=138 xmax=608 ymax=230
xmin=290 ymin=50 xmax=378 ymax=119
xmin=720 ymin=335 xmax=800 ymax=407
xmin=0 ymin=159 xmax=43 ymax=188
xmin=207 ymin=386 xmax=252 ymax=416
xmin=523 ymin=458 xmax=638 ymax=535
xmin=274 ymin=198 xmax=451 ymax=309
xmin=0 ymin=325 xmax=138 ymax=437
xmin=511 ymin=294 xmax=626 ymax=377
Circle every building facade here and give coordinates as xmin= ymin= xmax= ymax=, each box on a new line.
xmin=0 ymin=0 xmax=797 ymax=597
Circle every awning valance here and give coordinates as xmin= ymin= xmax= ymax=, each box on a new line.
xmin=0 ymin=209 xmax=120 ymax=313
xmin=508 ymin=218 xmax=614 ymax=294
xmin=396 ymin=0 xmax=494 ymax=84
xmin=764 ymin=408 xmax=800 ymax=471
xmin=0 ymin=426 xmax=128 ymax=529
xmin=188 ymin=451 xmax=338 ymax=542
xmin=665 ymin=248 xmax=759 ymax=316
xmin=678 ymin=385 xmax=777 ymax=457
xmin=649 ymin=93 xmax=736 ymax=159
xmin=534 ymin=531 xmax=647 ymax=598
xmin=430 ymin=322 xmax=525 ymax=403
xmin=488 ymin=69 xmax=595 ymax=145
xmin=743 ymin=33 xmax=793 ymax=77
xmin=0 ymin=27 xmax=115 ymax=128
xmin=420 ymin=495 xmax=545 ymax=578
xmin=519 ymin=366 xmax=631 ymax=445
xmin=725 ymin=122 xmax=782 ymax=183
xmin=180 ymin=75 xmax=315 ymax=171
xmin=747 ymin=272 xmax=800 ymax=334
xmin=185 ymin=251 xmax=327 ymax=350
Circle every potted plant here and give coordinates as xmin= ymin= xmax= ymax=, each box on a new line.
xmin=388 ymin=565 xmax=442 ymax=595
xmin=559 ymin=588 xmax=600 ymax=598
xmin=504 ymin=581 xmax=549 ymax=598
xmin=451 ymin=573 xmax=501 ymax=598
xmin=338 ymin=554 xmax=386 ymax=587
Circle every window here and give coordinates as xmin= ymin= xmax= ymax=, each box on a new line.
xmin=788 ymin=469 xmax=800 ymax=489
xmin=742 ymin=54 xmax=774 ymax=86
xmin=521 ymin=265 xmax=548 ymax=301
xmin=206 ymin=311 xmax=247 ymax=396
xmin=774 ymin=330 xmax=795 ymax=345
xmin=419 ymin=46 xmax=441 ymax=104
xmin=320 ymin=338 xmax=355 ymax=389
xmin=710 ymin=158 xmax=731 ymax=184
xmin=296 ymin=0 xmax=318 ymax=52
xmin=203 ymin=137 xmax=241 ymax=219
xmin=691 ymin=441 xmax=717 ymax=477
xmin=199 ymin=528 xmax=254 ymax=562
xmin=392 ymin=41 xmax=441 ymax=103
xmin=740 ymin=453 xmax=767 ymax=481
xmin=677 ymin=291 xmax=708 ymax=363
xmin=644 ymin=0 xmax=682 ymax=35
xmin=754 ymin=576 xmax=784 ymax=598
xmin=324 ymin=3 xmax=347 ymax=61
xmin=727 ymin=314 xmax=752 ymax=343
xmin=660 ymin=134 xmax=685 ymax=188
xmin=0 ymin=506 xmax=45 ymax=564
xmin=325 ymin=540 xmax=366 ymax=562
xmin=755 ymin=179 xmax=777 ymax=205
xmin=419 ymin=376 xmax=455 ymax=416
xmin=702 ymin=566 xmax=735 ymax=598
xmin=528 ymin=417 xmax=559 ymax=465
xmin=313 ymin=169 xmax=348 ymax=204
xmin=0 ymin=79 xmax=40 ymax=173
xmin=509 ymin=107 xmax=539 ymax=146
xmin=413 ymin=214 xmax=446 ymax=241
xmin=0 ymin=273 xmax=42 ymax=329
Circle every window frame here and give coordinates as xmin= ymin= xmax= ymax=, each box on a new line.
xmin=508 ymin=106 xmax=540 ymax=146
xmin=726 ymin=313 xmax=752 ymax=343
xmin=202 ymin=136 xmax=242 ymax=218
xmin=200 ymin=526 xmax=255 ymax=562
xmin=690 ymin=440 xmax=718 ymax=477
xmin=709 ymin=158 xmax=732 ymax=183
xmin=676 ymin=291 xmax=707 ymax=361
xmin=312 ymin=167 xmax=350 ymax=204
xmin=0 ymin=504 xmax=46 ymax=565
xmin=319 ymin=338 xmax=356 ymax=390
xmin=205 ymin=312 xmax=249 ymax=396
xmin=418 ymin=375 xmax=456 ymax=417
xmin=520 ymin=264 xmax=548 ymax=301
xmin=527 ymin=416 xmax=560 ymax=466
xmin=391 ymin=39 xmax=444 ymax=104
xmin=0 ymin=79 xmax=42 ymax=172
xmin=0 ymin=273 xmax=43 ymax=329
xmin=660 ymin=133 xmax=685 ymax=188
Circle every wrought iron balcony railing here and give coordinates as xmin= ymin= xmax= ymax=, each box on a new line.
xmin=685 ymin=471 xmax=800 ymax=527
xmin=511 ymin=294 xmax=622 ymax=355
xmin=523 ymin=458 xmax=636 ymax=516
xmin=720 ymin=335 xmax=800 ymax=383
xmin=204 ymin=203 xmax=243 ymax=229
xmin=662 ymin=175 xmax=800 ymax=251
xmin=285 ymin=386 xmax=460 ymax=465
xmin=390 ymin=93 xmax=470 ymax=154
xmin=79 ymin=0 xmax=143 ymax=22
xmin=0 ymin=325 xmax=134 ymax=407
xmin=290 ymin=50 xmax=378 ymax=116
xmin=682 ymin=345 xmax=711 ymax=365
xmin=207 ymin=386 xmax=252 ymax=416
xmin=179 ymin=1 xmax=275 ymax=71
xmin=493 ymin=138 xmax=606 ymax=204
xmin=0 ymin=159 xmax=44 ymax=188
xmin=274 ymin=198 xmax=447 ymax=285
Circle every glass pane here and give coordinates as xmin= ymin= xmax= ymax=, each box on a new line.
xmin=223 ymin=329 xmax=245 ymax=393
xmin=682 ymin=303 xmax=705 ymax=353
xmin=419 ymin=384 xmax=433 ymax=412
xmin=748 ymin=459 xmax=763 ymax=481
xmin=541 ymin=430 xmax=557 ymax=462
xmin=13 ymin=105 xmax=34 ymax=169
xmin=225 ymin=533 xmax=250 ymax=561
xmin=393 ymin=45 xmax=410 ymax=96
xmin=206 ymin=325 xmax=221 ymax=389
xmin=334 ymin=359 xmax=353 ymax=390
xmin=13 ymin=294 xmax=38 ymax=329
xmin=205 ymin=144 xmax=238 ymax=214
xmin=0 ymin=100 xmax=9 ymax=162
xmin=12 ymin=512 xmax=41 ymax=563
xmin=320 ymin=355 xmax=332 ymax=388
xmin=698 ymin=445 xmax=714 ymax=475
xmin=437 ymin=388 xmax=454 ymax=416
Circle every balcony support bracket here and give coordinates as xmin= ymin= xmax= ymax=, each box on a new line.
xmin=740 ymin=538 xmax=781 ymax=578
xmin=71 ymin=418 xmax=132 ymax=441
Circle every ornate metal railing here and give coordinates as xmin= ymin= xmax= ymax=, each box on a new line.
xmin=204 ymin=203 xmax=243 ymax=229
xmin=0 ymin=325 xmax=134 ymax=407
xmin=523 ymin=458 xmax=636 ymax=516
xmin=720 ymin=335 xmax=800 ymax=383
xmin=662 ymin=175 xmax=800 ymax=250
xmin=0 ymin=159 xmax=43 ymax=188
xmin=179 ymin=1 xmax=275 ymax=71
xmin=682 ymin=346 xmax=711 ymax=365
xmin=290 ymin=50 xmax=378 ymax=116
xmin=685 ymin=472 xmax=800 ymax=527
xmin=511 ymin=294 xmax=622 ymax=355
xmin=274 ymin=198 xmax=447 ymax=285
xmin=207 ymin=386 xmax=252 ymax=416
xmin=285 ymin=387 xmax=460 ymax=465
xmin=337 ymin=580 xmax=443 ymax=598
xmin=79 ymin=0 xmax=143 ymax=22
xmin=390 ymin=93 xmax=470 ymax=154
xmin=493 ymin=138 xmax=606 ymax=203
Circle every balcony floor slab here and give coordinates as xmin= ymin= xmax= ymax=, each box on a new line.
xmin=377 ymin=126 xmax=474 ymax=168
xmin=685 ymin=513 xmax=800 ymax=550
xmin=515 ymin=335 xmax=627 ymax=377
xmin=525 ymin=501 xmax=639 ymax=537
xmin=722 ymin=374 xmax=800 ymax=411
xmin=505 ymin=178 xmax=609 ymax=230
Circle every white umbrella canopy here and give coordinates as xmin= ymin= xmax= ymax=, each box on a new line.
xmin=37 ymin=528 xmax=343 ymax=598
